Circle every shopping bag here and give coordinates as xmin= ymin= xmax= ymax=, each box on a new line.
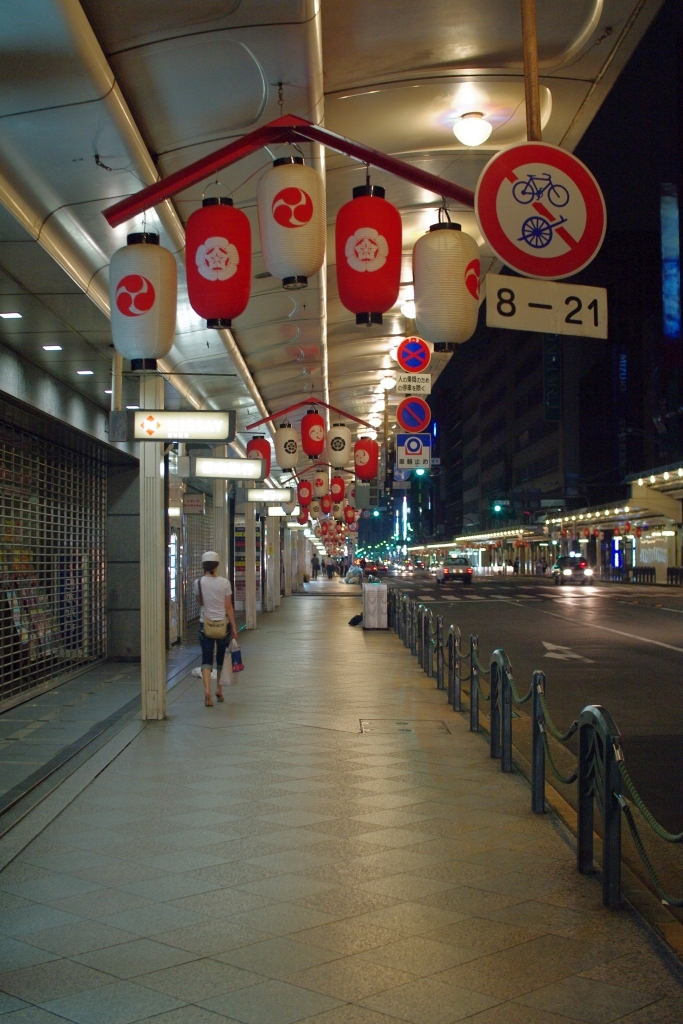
xmin=229 ymin=636 xmax=244 ymax=672
xmin=219 ymin=659 xmax=236 ymax=686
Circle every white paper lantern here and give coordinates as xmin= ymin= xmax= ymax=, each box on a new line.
xmin=327 ymin=422 xmax=352 ymax=468
xmin=332 ymin=501 xmax=344 ymax=520
xmin=109 ymin=233 xmax=177 ymax=365
xmin=257 ymin=157 xmax=325 ymax=290
xmin=312 ymin=469 xmax=328 ymax=498
xmin=274 ymin=422 xmax=299 ymax=469
xmin=413 ymin=221 xmax=479 ymax=345
xmin=347 ymin=483 xmax=356 ymax=508
xmin=309 ymin=499 xmax=321 ymax=520
xmin=282 ymin=499 xmax=297 ymax=515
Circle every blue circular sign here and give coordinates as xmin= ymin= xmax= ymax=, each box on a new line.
xmin=397 ymin=337 xmax=431 ymax=373
xmin=396 ymin=397 xmax=431 ymax=433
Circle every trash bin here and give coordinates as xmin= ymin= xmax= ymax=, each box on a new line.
xmin=362 ymin=582 xmax=387 ymax=629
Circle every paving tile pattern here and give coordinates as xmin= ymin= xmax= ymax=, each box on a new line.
xmin=0 ymin=596 xmax=682 ymax=1022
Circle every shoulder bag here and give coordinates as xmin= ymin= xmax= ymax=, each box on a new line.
xmin=198 ymin=578 xmax=227 ymax=639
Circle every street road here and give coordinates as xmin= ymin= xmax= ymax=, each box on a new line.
xmin=387 ymin=571 xmax=683 ymax=829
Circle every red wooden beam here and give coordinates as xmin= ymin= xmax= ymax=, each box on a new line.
xmin=103 ymin=120 xmax=297 ymax=228
xmin=102 ymin=114 xmax=475 ymax=229
xmin=246 ymin=396 xmax=372 ymax=430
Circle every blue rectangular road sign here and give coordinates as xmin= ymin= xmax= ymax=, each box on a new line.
xmin=396 ymin=433 xmax=432 ymax=469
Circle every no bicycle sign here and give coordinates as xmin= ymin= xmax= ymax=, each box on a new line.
xmin=475 ymin=142 xmax=606 ymax=280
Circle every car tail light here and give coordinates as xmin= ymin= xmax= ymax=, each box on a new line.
xmin=444 ymin=568 xmax=449 ymax=574
xmin=466 ymin=567 xmax=473 ymax=573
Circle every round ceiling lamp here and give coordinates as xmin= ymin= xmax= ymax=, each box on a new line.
xmin=400 ymin=299 xmax=416 ymax=319
xmin=380 ymin=376 xmax=396 ymax=390
xmin=453 ymin=112 xmax=492 ymax=147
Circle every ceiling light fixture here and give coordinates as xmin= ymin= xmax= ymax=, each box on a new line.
xmin=380 ymin=376 xmax=396 ymax=390
xmin=0 ymin=312 xmax=22 ymax=319
xmin=368 ymin=415 xmax=383 ymax=427
xmin=453 ymin=112 xmax=492 ymax=147
xmin=77 ymin=369 xmax=94 ymax=375
xmin=400 ymin=299 xmax=416 ymax=319
xmin=43 ymin=345 xmax=62 ymax=351
xmin=126 ymin=405 xmax=139 ymax=410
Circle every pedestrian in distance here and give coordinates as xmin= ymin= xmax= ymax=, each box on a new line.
xmin=311 ymin=553 xmax=320 ymax=580
xmin=195 ymin=551 xmax=238 ymax=707
xmin=325 ymin=554 xmax=335 ymax=580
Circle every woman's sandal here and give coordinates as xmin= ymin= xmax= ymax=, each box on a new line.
xmin=205 ymin=696 xmax=214 ymax=707
xmin=215 ymin=690 xmax=224 ymax=702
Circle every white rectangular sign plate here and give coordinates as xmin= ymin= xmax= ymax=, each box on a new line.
xmin=396 ymin=433 xmax=431 ymax=469
xmin=485 ymin=274 xmax=608 ymax=339
xmin=110 ymin=410 xmax=236 ymax=442
xmin=396 ymin=373 xmax=432 ymax=395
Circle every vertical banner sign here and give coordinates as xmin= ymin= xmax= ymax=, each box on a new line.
xmin=543 ymin=335 xmax=562 ymax=422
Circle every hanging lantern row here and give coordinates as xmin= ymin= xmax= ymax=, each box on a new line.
xmin=269 ymin=418 xmax=374 ymax=474
xmin=109 ymin=161 xmax=481 ymax=362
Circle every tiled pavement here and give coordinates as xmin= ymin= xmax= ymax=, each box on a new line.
xmin=0 ymin=595 xmax=682 ymax=1024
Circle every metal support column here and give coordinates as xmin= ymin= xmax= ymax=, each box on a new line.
xmin=139 ymin=373 xmax=166 ymax=720
xmin=297 ymin=533 xmax=306 ymax=588
xmin=284 ymin=526 xmax=292 ymax=596
xmin=213 ymin=444 xmax=229 ymax=577
xmin=274 ymin=522 xmax=281 ymax=608
xmin=265 ymin=515 xmax=275 ymax=611
xmin=245 ymin=501 xmax=257 ymax=629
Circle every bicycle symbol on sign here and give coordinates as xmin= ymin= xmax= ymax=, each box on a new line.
xmin=512 ymin=172 xmax=571 ymax=250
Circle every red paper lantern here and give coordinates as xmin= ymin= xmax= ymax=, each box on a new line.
xmin=297 ymin=510 xmax=308 ymax=525
xmin=635 ymin=526 xmax=643 ymax=538
xmin=320 ymin=493 xmax=333 ymax=515
xmin=354 ymin=437 xmax=379 ymax=481
xmin=592 ymin=528 xmax=600 ymax=538
xmin=344 ymin=505 xmax=356 ymax=525
xmin=320 ymin=521 xmax=330 ymax=537
xmin=583 ymin=528 xmax=590 ymax=538
xmin=186 ymin=198 xmax=251 ymax=328
xmin=335 ymin=185 xmax=402 ymax=326
xmin=560 ymin=530 xmax=568 ymax=538
xmin=330 ymin=476 xmax=345 ymax=502
xmin=297 ymin=479 xmax=313 ymax=506
xmin=624 ymin=521 xmax=631 ymax=534
xmin=301 ymin=408 xmax=326 ymax=459
xmin=246 ymin=436 xmax=271 ymax=479
xmin=613 ymin=527 xmax=621 ymax=537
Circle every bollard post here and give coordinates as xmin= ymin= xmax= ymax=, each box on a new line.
xmin=501 ymin=662 xmax=513 ymax=773
xmin=469 ymin=634 xmax=479 ymax=732
xmin=417 ymin=606 xmax=425 ymax=667
xmin=577 ymin=705 xmax=622 ymax=908
xmin=490 ymin=658 xmax=501 ymax=760
xmin=426 ymin=611 xmax=434 ymax=678
xmin=531 ymin=671 xmax=546 ymax=814
xmin=453 ymin=628 xmax=462 ymax=711
xmin=410 ymin=601 xmax=417 ymax=656
xmin=436 ymin=616 xmax=444 ymax=689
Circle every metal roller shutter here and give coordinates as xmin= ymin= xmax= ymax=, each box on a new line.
xmin=0 ymin=420 xmax=106 ymax=707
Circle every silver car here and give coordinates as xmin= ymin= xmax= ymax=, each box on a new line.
xmin=436 ymin=557 xmax=473 ymax=586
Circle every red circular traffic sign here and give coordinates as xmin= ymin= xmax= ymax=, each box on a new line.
xmin=475 ymin=142 xmax=606 ymax=280
xmin=396 ymin=396 xmax=431 ymax=432
xmin=397 ymin=336 xmax=431 ymax=373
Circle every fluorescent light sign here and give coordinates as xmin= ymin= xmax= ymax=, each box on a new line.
xmin=268 ymin=506 xmax=286 ymax=516
xmin=194 ymin=457 xmax=262 ymax=480
xmin=247 ymin=488 xmax=291 ymax=502
xmin=110 ymin=409 xmax=235 ymax=443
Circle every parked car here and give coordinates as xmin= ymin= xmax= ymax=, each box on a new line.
xmin=551 ymin=555 xmax=594 ymax=585
xmin=436 ymin=556 xmax=473 ymax=586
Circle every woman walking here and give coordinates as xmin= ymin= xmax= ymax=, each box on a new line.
xmin=194 ymin=551 xmax=238 ymax=707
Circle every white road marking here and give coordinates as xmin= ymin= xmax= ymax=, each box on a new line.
xmin=661 ymin=607 xmax=683 ymax=615
xmin=441 ymin=595 xmax=462 ymax=601
xmin=528 ymin=608 xmax=683 ymax=655
xmin=542 ymin=641 xmax=594 ymax=663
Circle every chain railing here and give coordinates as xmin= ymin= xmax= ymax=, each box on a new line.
xmin=387 ymin=586 xmax=683 ymax=911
